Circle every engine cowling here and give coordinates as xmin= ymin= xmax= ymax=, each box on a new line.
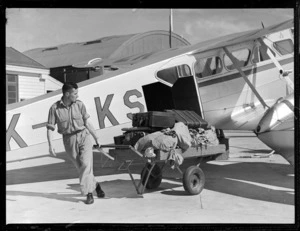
xmin=256 ymin=93 xmax=294 ymax=165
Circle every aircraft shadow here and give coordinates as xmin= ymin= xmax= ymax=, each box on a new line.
xmin=6 ymin=190 xmax=85 ymax=203
xmin=6 ymin=152 xmax=294 ymax=205
xmin=161 ymin=158 xmax=294 ymax=205
xmin=6 ymin=180 xmax=181 ymax=203
xmin=6 ymin=151 xmax=130 ymax=185
xmin=6 ymin=183 xmax=85 ymax=203
xmin=230 ymin=146 xmax=272 ymax=154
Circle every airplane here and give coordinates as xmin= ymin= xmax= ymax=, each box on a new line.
xmin=6 ymin=19 xmax=294 ymax=166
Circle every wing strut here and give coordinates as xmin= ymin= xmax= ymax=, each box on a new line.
xmin=223 ymin=47 xmax=269 ymax=109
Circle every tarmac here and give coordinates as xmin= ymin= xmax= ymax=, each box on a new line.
xmin=6 ymin=131 xmax=295 ymax=225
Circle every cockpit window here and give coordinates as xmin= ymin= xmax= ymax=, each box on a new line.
xmin=194 ymin=56 xmax=223 ymax=78
xmin=273 ymin=39 xmax=294 ymax=55
xmin=224 ymin=48 xmax=251 ymax=70
xmin=156 ymin=64 xmax=191 ymax=85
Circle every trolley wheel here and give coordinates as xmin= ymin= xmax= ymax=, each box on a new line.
xmin=141 ymin=163 xmax=162 ymax=189
xmin=183 ymin=166 xmax=205 ymax=195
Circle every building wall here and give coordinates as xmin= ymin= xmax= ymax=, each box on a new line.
xmin=18 ymin=75 xmax=45 ymax=100
xmin=46 ymin=77 xmax=64 ymax=91
xmin=6 ymin=64 xmax=62 ymax=103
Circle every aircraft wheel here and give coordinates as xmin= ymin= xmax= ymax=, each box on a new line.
xmin=183 ymin=166 xmax=205 ymax=195
xmin=141 ymin=163 xmax=162 ymax=189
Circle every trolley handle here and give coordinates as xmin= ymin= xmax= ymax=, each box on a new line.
xmin=97 ymin=144 xmax=144 ymax=158
xmin=93 ymin=144 xmax=115 ymax=160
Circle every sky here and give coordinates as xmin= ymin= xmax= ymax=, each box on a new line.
xmin=5 ymin=8 xmax=294 ymax=52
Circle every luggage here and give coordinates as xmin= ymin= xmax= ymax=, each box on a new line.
xmin=166 ymin=110 xmax=208 ymax=129
xmin=114 ymin=135 xmax=125 ymax=145
xmin=123 ymin=132 xmax=145 ymax=146
xmin=171 ymin=122 xmax=192 ymax=150
xmin=132 ymin=111 xmax=175 ymax=128
xmin=134 ymin=131 xmax=177 ymax=152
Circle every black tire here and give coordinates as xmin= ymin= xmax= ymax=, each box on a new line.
xmin=140 ymin=163 xmax=162 ymax=189
xmin=183 ymin=166 xmax=205 ymax=195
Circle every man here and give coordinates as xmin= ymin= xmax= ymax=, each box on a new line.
xmin=47 ymin=82 xmax=105 ymax=204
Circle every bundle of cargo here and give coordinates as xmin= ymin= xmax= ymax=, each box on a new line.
xmin=189 ymin=126 xmax=219 ymax=147
xmin=134 ymin=122 xmax=189 ymax=168
xmin=107 ymin=110 xmax=229 ymax=196
xmin=114 ymin=110 xmax=215 ymax=148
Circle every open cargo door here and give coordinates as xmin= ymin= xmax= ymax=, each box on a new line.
xmin=155 ymin=55 xmax=194 ymax=87
xmin=143 ymin=55 xmax=204 ymax=117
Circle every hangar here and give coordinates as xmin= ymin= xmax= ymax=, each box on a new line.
xmin=24 ymin=30 xmax=190 ymax=83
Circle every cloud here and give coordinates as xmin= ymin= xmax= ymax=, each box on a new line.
xmin=196 ymin=18 xmax=251 ymax=34
xmin=184 ymin=22 xmax=194 ymax=36
xmin=6 ymin=9 xmax=293 ymax=51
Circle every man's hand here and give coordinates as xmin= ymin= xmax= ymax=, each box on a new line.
xmin=49 ymin=146 xmax=56 ymax=157
xmin=95 ymin=137 xmax=102 ymax=147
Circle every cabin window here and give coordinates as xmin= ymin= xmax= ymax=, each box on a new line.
xmin=251 ymin=45 xmax=276 ymax=63
xmin=224 ymin=48 xmax=251 ymax=70
xmin=273 ymin=39 xmax=294 ymax=55
xmin=194 ymin=56 xmax=223 ymax=78
xmin=6 ymin=74 xmax=18 ymax=104
xmin=251 ymin=46 xmax=260 ymax=64
xmin=156 ymin=64 xmax=191 ymax=85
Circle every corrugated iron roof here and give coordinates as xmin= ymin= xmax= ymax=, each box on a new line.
xmin=24 ymin=34 xmax=137 ymax=68
xmin=6 ymin=47 xmax=47 ymax=69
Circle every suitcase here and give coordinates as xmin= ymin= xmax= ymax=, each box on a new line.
xmin=114 ymin=135 xmax=125 ymax=145
xmin=123 ymin=132 xmax=145 ymax=146
xmin=132 ymin=111 xmax=175 ymax=128
xmin=165 ymin=110 xmax=208 ymax=129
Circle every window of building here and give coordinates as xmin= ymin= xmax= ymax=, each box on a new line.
xmin=224 ymin=48 xmax=251 ymax=70
xmin=273 ymin=39 xmax=294 ymax=55
xmin=194 ymin=56 xmax=223 ymax=78
xmin=6 ymin=74 xmax=18 ymax=104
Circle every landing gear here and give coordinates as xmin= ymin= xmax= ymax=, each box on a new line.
xmin=182 ymin=165 xmax=205 ymax=195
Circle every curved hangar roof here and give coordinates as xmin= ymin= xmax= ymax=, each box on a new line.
xmin=24 ymin=31 xmax=190 ymax=68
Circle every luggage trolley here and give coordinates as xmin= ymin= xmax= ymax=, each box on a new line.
xmin=99 ymin=138 xmax=228 ymax=196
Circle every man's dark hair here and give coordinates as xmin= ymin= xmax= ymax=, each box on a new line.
xmin=62 ymin=82 xmax=78 ymax=94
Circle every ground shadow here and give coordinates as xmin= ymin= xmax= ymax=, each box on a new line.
xmin=230 ymin=146 xmax=272 ymax=154
xmin=239 ymin=149 xmax=272 ymax=154
xmin=6 ymin=151 xmax=129 ymax=185
xmin=6 ymin=183 xmax=84 ymax=203
xmin=160 ymin=190 xmax=189 ymax=196
xmin=7 ymin=150 xmax=295 ymax=205
xmin=160 ymin=158 xmax=294 ymax=205
xmin=6 ymin=179 xmax=182 ymax=203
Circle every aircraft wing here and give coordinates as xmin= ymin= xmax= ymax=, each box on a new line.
xmin=189 ymin=19 xmax=293 ymax=55
xmin=91 ymin=19 xmax=293 ymax=70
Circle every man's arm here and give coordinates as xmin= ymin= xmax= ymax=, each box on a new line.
xmin=46 ymin=105 xmax=57 ymax=157
xmin=85 ymin=118 xmax=101 ymax=146
xmin=47 ymin=128 xmax=56 ymax=157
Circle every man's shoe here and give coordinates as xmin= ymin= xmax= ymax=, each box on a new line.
xmin=86 ymin=193 xmax=94 ymax=204
xmin=96 ymin=183 xmax=105 ymax=198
